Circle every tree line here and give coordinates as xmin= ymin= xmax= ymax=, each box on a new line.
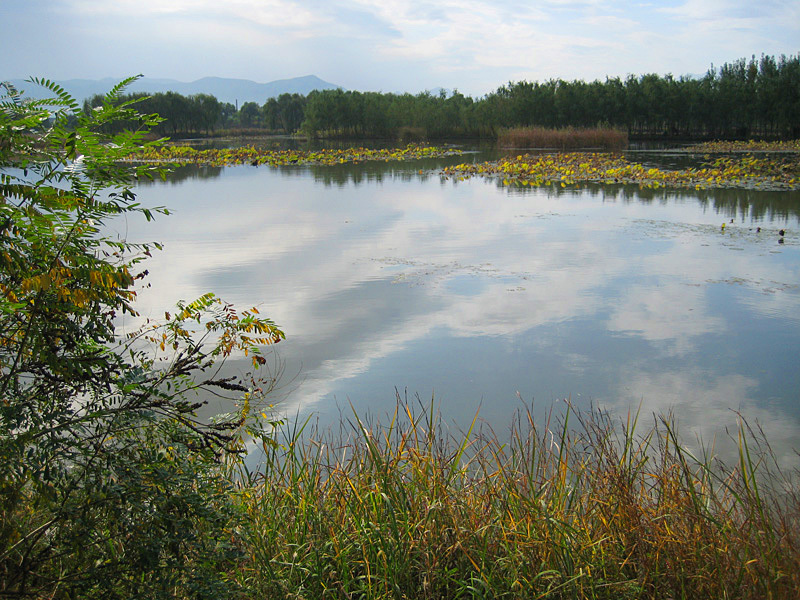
xmin=85 ymin=53 xmax=800 ymax=140
xmin=83 ymin=90 xmax=308 ymax=137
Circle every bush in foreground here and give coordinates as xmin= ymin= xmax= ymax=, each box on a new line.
xmin=0 ymin=78 xmax=282 ymax=598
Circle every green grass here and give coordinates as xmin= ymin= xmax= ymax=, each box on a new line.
xmin=498 ymin=127 xmax=629 ymax=151
xmin=232 ymin=401 xmax=800 ymax=599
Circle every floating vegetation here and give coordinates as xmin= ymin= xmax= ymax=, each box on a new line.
xmin=441 ymin=152 xmax=800 ymax=191
xmin=686 ymin=139 xmax=800 ymax=153
xmin=126 ymin=143 xmax=463 ymax=167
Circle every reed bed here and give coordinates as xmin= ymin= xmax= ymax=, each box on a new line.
xmin=235 ymin=401 xmax=800 ymax=599
xmin=498 ymin=127 xmax=629 ymax=151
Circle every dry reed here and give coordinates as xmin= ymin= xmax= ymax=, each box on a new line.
xmin=499 ymin=127 xmax=629 ymax=151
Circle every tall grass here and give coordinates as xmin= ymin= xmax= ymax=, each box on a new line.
xmin=235 ymin=400 xmax=800 ymax=599
xmin=499 ymin=127 xmax=629 ymax=151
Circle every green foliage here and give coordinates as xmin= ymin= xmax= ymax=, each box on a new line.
xmin=300 ymin=88 xmax=478 ymax=139
xmin=83 ymin=90 xmax=225 ymax=137
xmin=0 ymin=77 xmax=283 ymax=598
xmin=490 ymin=53 xmax=800 ymax=139
xmin=78 ymin=53 xmax=800 ymax=140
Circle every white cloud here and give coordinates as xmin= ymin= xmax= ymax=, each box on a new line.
xmin=4 ymin=0 xmax=798 ymax=93
xmin=603 ymin=368 xmax=800 ymax=470
xmin=662 ymin=0 xmax=798 ymax=22
xmin=607 ymin=282 xmax=725 ymax=356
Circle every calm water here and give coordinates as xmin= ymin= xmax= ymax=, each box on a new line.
xmin=121 ymin=150 xmax=800 ymax=465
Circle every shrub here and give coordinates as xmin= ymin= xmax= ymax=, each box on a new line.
xmin=0 ymin=78 xmax=282 ymax=598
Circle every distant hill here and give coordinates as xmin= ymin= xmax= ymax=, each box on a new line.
xmin=5 ymin=75 xmax=342 ymax=105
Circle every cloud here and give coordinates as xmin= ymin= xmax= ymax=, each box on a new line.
xmin=607 ymin=282 xmax=726 ymax=356
xmin=4 ymin=0 xmax=798 ymax=93
xmin=656 ymin=0 xmax=800 ymax=65
xmin=662 ymin=0 xmax=798 ymax=22
xmin=602 ymin=368 xmax=800 ymax=470
xmin=119 ymin=171 xmax=634 ymax=416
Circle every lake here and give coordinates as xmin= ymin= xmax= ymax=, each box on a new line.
xmin=121 ymin=146 xmax=800 ymax=466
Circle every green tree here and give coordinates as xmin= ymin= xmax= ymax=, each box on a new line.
xmin=274 ymin=93 xmax=306 ymax=133
xmin=238 ymin=101 xmax=261 ymax=128
xmin=0 ymin=77 xmax=283 ymax=598
xmin=219 ymin=101 xmax=238 ymax=129
xmin=192 ymin=93 xmax=221 ymax=134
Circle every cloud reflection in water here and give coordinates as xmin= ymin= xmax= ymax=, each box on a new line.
xmin=120 ymin=161 xmax=800 ymax=465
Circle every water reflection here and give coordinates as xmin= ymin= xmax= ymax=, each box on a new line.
xmin=481 ymin=181 xmax=800 ymax=222
xmin=134 ymin=164 xmax=225 ymax=185
xmin=148 ymin=158 xmax=800 ymax=220
xmin=120 ymin=158 xmax=800 ymax=467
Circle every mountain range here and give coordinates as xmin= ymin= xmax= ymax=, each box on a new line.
xmin=5 ymin=75 xmax=342 ymax=106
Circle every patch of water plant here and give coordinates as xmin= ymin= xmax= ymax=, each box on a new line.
xmin=684 ymin=139 xmax=800 ymax=153
xmin=127 ymin=143 xmax=463 ymax=167
xmin=441 ymin=152 xmax=800 ymax=191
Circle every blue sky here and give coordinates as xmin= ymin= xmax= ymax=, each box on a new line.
xmin=2 ymin=0 xmax=798 ymax=95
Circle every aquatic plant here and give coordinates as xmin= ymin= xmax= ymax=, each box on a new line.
xmin=685 ymin=140 xmax=800 ymax=153
xmin=126 ymin=143 xmax=463 ymax=167
xmin=442 ymin=152 xmax=800 ymax=191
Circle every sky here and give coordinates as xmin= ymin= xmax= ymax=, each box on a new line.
xmin=2 ymin=0 xmax=799 ymax=96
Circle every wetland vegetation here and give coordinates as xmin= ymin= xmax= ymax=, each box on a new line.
xmin=442 ymin=152 xmax=800 ymax=192
xmin=3 ymin=64 xmax=800 ymax=599
xmin=128 ymin=140 xmax=800 ymax=192
xmin=126 ymin=143 xmax=464 ymax=167
xmin=497 ymin=127 xmax=628 ymax=151
xmin=237 ymin=402 xmax=800 ymax=600
xmin=684 ymin=139 xmax=800 ymax=153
